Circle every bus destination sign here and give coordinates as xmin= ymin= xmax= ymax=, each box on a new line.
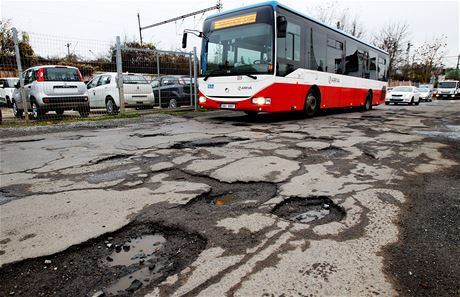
xmin=213 ymin=13 xmax=257 ymax=30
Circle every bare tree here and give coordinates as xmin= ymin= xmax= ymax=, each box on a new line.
xmin=413 ymin=36 xmax=447 ymax=83
xmin=310 ymin=1 xmax=365 ymax=39
xmin=372 ymin=22 xmax=410 ymax=79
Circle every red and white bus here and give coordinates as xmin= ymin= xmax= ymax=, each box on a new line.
xmin=184 ymin=1 xmax=389 ymax=116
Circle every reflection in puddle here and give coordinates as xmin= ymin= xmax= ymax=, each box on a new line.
xmin=105 ymin=234 xmax=168 ymax=295
xmin=107 ymin=234 xmax=166 ymax=267
xmin=214 ymin=194 xmax=239 ymax=206
xmin=292 ymin=207 xmax=331 ymax=223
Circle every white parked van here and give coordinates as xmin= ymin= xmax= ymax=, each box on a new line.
xmin=86 ymin=73 xmax=155 ymax=114
xmin=436 ymin=80 xmax=460 ymax=99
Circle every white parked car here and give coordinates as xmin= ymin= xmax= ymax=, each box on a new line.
xmin=86 ymin=72 xmax=155 ymax=114
xmin=416 ymin=87 xmax=432 ymax=102
xmin=0 ymin=77 xmax=19 ymax=107
xmin=385 ymin=87 xmax=394 ymax=100
xmin=385 ymin=86 xmax=420 ymax=105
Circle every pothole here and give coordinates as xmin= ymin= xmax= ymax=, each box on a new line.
xmin=90 ymin=154 xmax=134 ymax=165
xmin=0 ymin=224 xmax=206 ymax=297
xmin=272 ymin=197 xmax=345 ymax=224
xmin=318 ymin=146 xmax=349 ymax=158
xmin=170 ymin=136 xmax=250 ymax=149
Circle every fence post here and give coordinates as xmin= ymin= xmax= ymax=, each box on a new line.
xmin=115 ymin=36 xmax=125 ymax=114
xmin=189 ymin=53 xmax=193 ymax=107
xmin=193 ymin=46 xmax=198 ymax=111
xmin=156 ymin=52 xmax=161 ymax=108
xmin=12 ymin=28 xmax=28 ymax=122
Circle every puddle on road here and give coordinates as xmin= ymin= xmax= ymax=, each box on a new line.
xmin=214 ymin=194 xmax=239 ymax=206
xmin=105 ymin=234 xmax=168 ymax=295
xmin=107 ymin=234 xmax=166 ymax=267
xmin=272 ymin=197 xmax=345 ymax=224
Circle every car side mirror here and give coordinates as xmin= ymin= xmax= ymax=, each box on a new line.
xmin=277 ymin=16 xmax=287 ymax=38
xmin=182 ymin=32 xmax=188 ymax=49
xmin=14 ymin=82 xmax=20 ymax=89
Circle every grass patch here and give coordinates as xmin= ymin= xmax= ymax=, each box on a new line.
xmin=0 ymin=108 xmax=211 ymax=128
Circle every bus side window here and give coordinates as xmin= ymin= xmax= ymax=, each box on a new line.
xmin=369 ymin=51 xmax=378 ymax=80
xmin=308 ymin=28 xmax=326 ymax=72
xmin=378 ymin=57 xmax=387 ymax=81
xmin=326 ymin=37 xmax=344 ymax=74
xmin=277 ymin=19 xmax=301 ymax=76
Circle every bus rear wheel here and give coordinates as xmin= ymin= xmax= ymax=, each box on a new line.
xmin=362 ymin=92 xmax=373 ymax=111
xmin=304 ymin=92 xmax=320 ymax=118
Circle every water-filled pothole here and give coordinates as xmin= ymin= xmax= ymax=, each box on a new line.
xmin=0 ymin=224 xmax=206 ymax=297
xmin=319 ymin=146 xmax=349 ymax=158
xmin=272 ymin=197 xmax=345 ymax=224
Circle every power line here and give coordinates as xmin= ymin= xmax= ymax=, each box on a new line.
xmin=138 ymin=0 xmax=222 ymax=33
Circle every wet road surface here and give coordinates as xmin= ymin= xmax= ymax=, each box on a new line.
xmin=0 ymin=100 xmax=459 ymax=296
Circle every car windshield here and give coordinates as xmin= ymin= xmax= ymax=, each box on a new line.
xmin=202 ymin=22 xmax=273 ymax=77
xmin=393 ymin=87 xmax=413 ymax=92
xmin=438 ymin=82 xmax=457 ymax=88
xmin=123 ymin=74 xmax=148 ymax=84
xmin=417 ymin=88 xmax=430 ymax=92
xmin=44 ymin=68 xmax=81 ymax=82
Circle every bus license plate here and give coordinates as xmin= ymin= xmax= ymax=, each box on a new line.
xmin=220 ymin=104 xmax=235 ymax=109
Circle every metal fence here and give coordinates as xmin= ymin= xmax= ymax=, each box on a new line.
xmin=0 ymin=28 xmax=198 ymax=124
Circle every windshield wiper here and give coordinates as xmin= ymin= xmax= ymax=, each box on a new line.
xmin=203 ymin=68 xmax=224 ymax=81
xmin=233 ymin=68 xmax=257 ymax=80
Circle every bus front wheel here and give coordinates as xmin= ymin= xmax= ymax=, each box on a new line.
xmin=304 ymin=92 xmax=320 ymax=118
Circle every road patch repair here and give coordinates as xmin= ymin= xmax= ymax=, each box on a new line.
xmin=0 ymin=102 xmax=459 ymax=296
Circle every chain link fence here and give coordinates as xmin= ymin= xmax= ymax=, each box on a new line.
xmin=0 ymin=28 xmax=198 ymax=124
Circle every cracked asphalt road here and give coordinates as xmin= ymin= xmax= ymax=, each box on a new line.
xmin=0 ymin=101 xmax=459 ymax=296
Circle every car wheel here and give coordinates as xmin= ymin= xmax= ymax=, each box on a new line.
xmin=12 ymin=100 xmax=23 ymax=118
xmin=409 ymin=97 xmax=414 ymax=105
xmin=385 ymin=102 xmax=389 ymax=105
xmin=106 ymin=98 xmax=118 ymax=115
xmin=6 ymin=96 xmax=12 ymax=108
xmin=415 ymin=99 xmax=420 ymax=106
xmin=55 ymin=109 xmax=64 ymax=116
xmin=168 ymin=98 xmax=178 ymax=109
xmin=31 ymin=102 xmax=43 ymax=120
xmin=304 ymin=91 xmax=320 ymax=118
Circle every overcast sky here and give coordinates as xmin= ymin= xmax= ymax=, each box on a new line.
xmin=1 ymin=0 xmax=459 ymax=67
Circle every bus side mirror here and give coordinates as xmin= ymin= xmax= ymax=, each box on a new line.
xmin=277 ymin=16 xmax=287 ymax=38
xmin=182 ymin=32 xmax=188 ymax=49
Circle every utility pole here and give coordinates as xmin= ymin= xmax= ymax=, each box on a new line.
xmin=137 ymin=13 xmax=143 ymax=45
xmin=456 ymin=54 xmax=459 ymax=71
xmin=65 ymin=43 xmax=71 ymax=59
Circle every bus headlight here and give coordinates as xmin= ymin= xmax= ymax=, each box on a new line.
xmin=252 ymin=97 xmax=271 ymax=105
xmin=199 ymin=96 xmax=206 ymax=103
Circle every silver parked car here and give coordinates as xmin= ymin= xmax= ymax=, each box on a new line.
xmin=12 ymin=65 xmax=90 ymax=119
xmin=416 ymin=87 xmax=432 ymax=102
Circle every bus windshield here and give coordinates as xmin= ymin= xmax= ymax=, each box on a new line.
xmin=202 ymin=23 xmax=273 ymax=77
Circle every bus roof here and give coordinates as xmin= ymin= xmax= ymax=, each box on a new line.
xmin=206 ymin=1 xmax=388 ymax=56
